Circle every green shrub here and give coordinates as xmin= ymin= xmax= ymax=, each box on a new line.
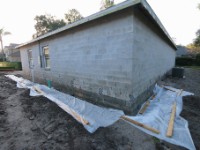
xmin=0 ymin=67 xmax=15 ymax=70
xmin=0 ymin=62 xmax=22 ymax=70
xmin=176 ymin=57 xmax=195 ymax=66
xmin=196 ymin=54 xmax=200 ymax=60
xmin=13 ymin=62 xmax=22 ymax=70
xmin=176 ymin=55 xmax=200 ymax=66
xmin=196 ymin=54 xmax=200 ymax=65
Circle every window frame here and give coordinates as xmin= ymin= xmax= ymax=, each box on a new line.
xmin=42 ymin=46 xmax=50 ymax=69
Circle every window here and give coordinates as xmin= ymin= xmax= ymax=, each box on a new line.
xmin=42 ymin=46 xmax=50 ymax=68
xmin=27 ymin=49 xmax=33 ymax=68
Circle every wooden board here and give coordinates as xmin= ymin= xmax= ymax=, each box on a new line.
xmin=19 ymin=79 xmax=25 ymax=83
xmin=139 ymin=101 xmax=150 ymax=114
xmin=163 ymin=86 xmax=177 ymax=92
xmin=32 ymin=86 xmax=90 ymax=125
xmin=178 ymin=89 xmax=183 ymax=96
xmin=150 ymin=94 xmax=156 ymax=100
xmin=166 ymin=102 xmax=176 ymax=137
xmin=71 ymin=110 xmax=90 ymax=125
xmin=120 ymin=116 xmax=160 ymax=134
xmin=33 ymin=86 xmax=43 ymax=94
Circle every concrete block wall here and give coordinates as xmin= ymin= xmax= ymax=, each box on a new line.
xmin=131 ymin=10 xmax=175 ymax=101
xmin=20 ymin=47 xmax=30 ymax=78
xmin=19 ymin=7 xmax=176 ymax=114
xmin=20 ymin=9 xmax=135 ymax=106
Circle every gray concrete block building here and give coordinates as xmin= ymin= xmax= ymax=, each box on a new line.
xmin=17 ymin=0 xmax=176 ymax=114
xmin=4 ymin=43 xmax=21 ymax=62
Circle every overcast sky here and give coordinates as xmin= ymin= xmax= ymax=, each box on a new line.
xmin=0 ymin=0 xmax=200 ymax=46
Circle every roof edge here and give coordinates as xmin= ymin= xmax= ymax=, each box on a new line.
xmin=16 ymin=0 xmax=141 ymax=49
xmin=16 ymin=0 xmax=176 ymax=50
xmin=140 ymin=0 xmax=177 ymax=49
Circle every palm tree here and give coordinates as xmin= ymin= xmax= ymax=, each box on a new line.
xmin=0 ymin=28 xmax=11 ymax=61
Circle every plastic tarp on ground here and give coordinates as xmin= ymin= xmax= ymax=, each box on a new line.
xmin=5 ymin=75 xmax=196 ymax=150
xmin=124 ymin=84 xmax=196 ymax=150
xmin=5 ymin=75 xmax=124 ymax=133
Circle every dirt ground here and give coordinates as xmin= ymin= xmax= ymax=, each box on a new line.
xmin=0 ymin=73 xmax=155 ymax=150
xmin=0 ymin=68 xmax=199 ymax=150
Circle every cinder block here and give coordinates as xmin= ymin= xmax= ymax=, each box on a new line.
xmin=19 ymin=8 xmax=175 ymax=114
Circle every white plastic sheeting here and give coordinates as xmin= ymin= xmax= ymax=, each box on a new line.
xmin=6 ymin=75 xmax=196 ymax=149
xmin=5 ymin=75 xmax=124 ymax=133
xmin=123 ymin=84 xmax=196 ymax=150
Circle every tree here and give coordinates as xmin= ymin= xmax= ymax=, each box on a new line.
xmin=100 ymin=0 xmax=114 ymax=10
xmin=33 ymin=14 xmax=66 ymax=38
xmin=186 ymin=43 xmax=200 ymax=54
xmin=194 ymin=5 xmax=200 ymax=48
xmin=187 ymin=30 xmax=200 ymax=54
xmin=187 ymin=4 xmax=200 ymax=54
xmin=65 ymin=9 xmax=83 ymax=24
xmin=0 ymin=28 xmax=11 ymax=61
xmin=194 ymin=29 xmax=200 ymax=47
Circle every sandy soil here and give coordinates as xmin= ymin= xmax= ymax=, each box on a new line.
xmin=0 ymin=68 xmax=199 ymax=150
